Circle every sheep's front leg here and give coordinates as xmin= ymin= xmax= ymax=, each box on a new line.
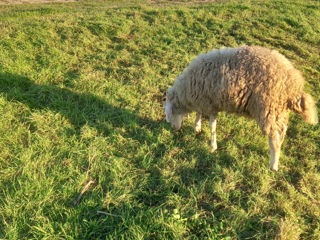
xmin=194 ymin=112 xmax=202 ymax=134
xmin=269 ymin=124 xmax=287 ymax=171
xmin=269 ymin=133 xmax=282 ymax=171
xmin=209 ymin=114 xmax=218 ymax=152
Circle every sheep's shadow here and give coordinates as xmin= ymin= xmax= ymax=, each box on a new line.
xmin=0 ymin=73 xmax=165 ymax=141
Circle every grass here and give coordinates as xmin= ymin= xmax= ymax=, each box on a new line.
xmin=0 ymin=0 xmax=319 ymax=239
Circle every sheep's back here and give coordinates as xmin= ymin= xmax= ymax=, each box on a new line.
xmin=233 ymin=46 xmax=305 ymax=117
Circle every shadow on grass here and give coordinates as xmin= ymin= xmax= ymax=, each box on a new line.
xmin=0 ymin=72 xmax=167 ymax=138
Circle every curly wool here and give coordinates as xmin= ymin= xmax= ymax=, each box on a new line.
xmin=167 ymin=46 xmax=318 ymax=137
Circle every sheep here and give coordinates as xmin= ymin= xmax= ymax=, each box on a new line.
xmin=164 ymin=46 xmax=318 ymax=171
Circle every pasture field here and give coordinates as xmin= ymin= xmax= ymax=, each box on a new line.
xmin=0 ymin=0 xmax=319 ymax=239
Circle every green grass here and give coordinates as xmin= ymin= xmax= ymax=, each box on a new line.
xmin=0 ymin=0 xmax=319 ymax=239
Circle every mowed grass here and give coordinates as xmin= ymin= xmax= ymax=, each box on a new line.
xmin=0 ymin=0 xmax=319 ymax=239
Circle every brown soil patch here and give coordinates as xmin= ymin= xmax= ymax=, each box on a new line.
xmin=0 ymin=0 xmax=79 ymax=4
xmin=0 ymin=0 xmax=226 ymax=5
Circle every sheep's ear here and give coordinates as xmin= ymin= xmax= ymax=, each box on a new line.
xmin=166 ymin=88 xmax=175 ymax=102
xmin=165 ymin=101 xmax=172 ymax=123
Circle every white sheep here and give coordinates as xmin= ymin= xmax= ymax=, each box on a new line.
xmin=165 ymin=46 xmax=318 ymax=171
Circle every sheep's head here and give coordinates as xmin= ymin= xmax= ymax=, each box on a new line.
xmin=164 ymin=88 xmax=185 ymax=130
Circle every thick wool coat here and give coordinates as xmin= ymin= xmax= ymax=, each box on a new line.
xmin=167 ymin=46 xmax=318 ymax=138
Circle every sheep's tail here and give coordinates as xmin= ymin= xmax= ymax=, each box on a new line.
xmin=288 ymin=92 xmax=318 ymax=125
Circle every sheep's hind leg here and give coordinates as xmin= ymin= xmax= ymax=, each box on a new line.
xmin=194 ymin=113 xmax=202 ymax=134
xmin=209 ymin=114 xmax=218 ymax=152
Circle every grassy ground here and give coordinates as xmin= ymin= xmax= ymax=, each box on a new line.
xmin=0 ymin=0 xmax=319 ymax=239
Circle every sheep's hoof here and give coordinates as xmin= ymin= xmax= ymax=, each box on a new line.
xmin=210 ymin=145 xmax=217 ymax=153
xmin=194 ymin=127 xmax=201 ymax=134
xmin=270 ymin=166 xmax=278 ymax=172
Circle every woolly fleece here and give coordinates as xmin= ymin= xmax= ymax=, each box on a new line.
xmin=166 ymin=46 xmax=318 ymax=138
